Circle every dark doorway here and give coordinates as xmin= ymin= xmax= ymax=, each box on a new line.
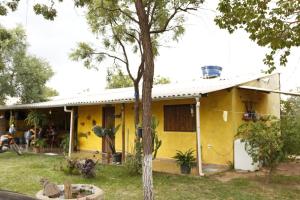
xmin=102 ymin=106 xmax=115 ymax=153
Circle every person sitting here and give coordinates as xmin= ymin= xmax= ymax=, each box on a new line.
xmin=24 ymin=126 xmax=35 ymax=151
xmin=9 ymin=123 xmax=16 ymax=135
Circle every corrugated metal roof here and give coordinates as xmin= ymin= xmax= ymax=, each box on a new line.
xmin=0 ymin=73 xmax=276 ymax=110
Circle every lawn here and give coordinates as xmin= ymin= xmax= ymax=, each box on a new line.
xmin=0 ymin=152 xmax=299 ymax=200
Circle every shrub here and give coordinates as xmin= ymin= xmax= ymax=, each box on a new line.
xmin=237 ymin=116 xmax=284 ymax=179
xmin=59 ymin=157 xmax=97 ymax=178
xmin=60 ymin=135 xmax=69 ymax=154
xmin=76 ymin=159 xmax=98 ymax=178
xmin=173 ymin=149 xmax=196 ymax=168
xmin=124 ymin=154 xmax=142 ymax=175
xmin=61 ymin=157 xmax=80 ymax=175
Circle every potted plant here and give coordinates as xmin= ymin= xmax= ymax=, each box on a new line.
xmin=173 ymin=149 xmax=196 ymax=174
xmin=92 ymin=124 xmax=121 ymax=163
xmin=32 ymin=138 xmax=46 ymax=153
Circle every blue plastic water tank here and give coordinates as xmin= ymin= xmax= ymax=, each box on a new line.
xmin=201 ymin=66 xmax=222 ymax=78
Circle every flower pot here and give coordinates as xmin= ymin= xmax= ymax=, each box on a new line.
xmin=180 ymin=165 xmax=191 ymax=174
xmin=112 ymin=152 xmax=122 ymax=163
xmin=33 ymin=147 xmax=40 ymax=153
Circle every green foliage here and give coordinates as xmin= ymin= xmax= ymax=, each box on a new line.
xmin=60 ymin=135 xmax=70 ymax=154
xmin=173 ymin=149 xmax=196 ymax=168
xmin=237 ymin=116 xmax=284 ymax=173
xmin=0 ymin=25 xmax=57 ymax=104
xmin=124 ymin=154 xmax=142 ymax=175
xmin=281 ymin=95 xmax=300 ymax=156
xmin=153 ymin=75 xmax=171 ymax=85
xmin=151 ymin=116 xmax=162 ymax=160
xmin=62 ymin=157 xmax=80 ymax=175
xmin=0 ymin=0 xmax=19 ymax=16
xmin=25 ymin=110 xmax=48 ymax=129
xmin=106 ymin=66 xmax=133 ymax=89
xmin=215 ymin=0 xmax=300 ymax=72
xmin=106 ymin=65 xmax=171 ymax=89
xmin=92 ymin=124 xmax=121 ymax=154
xmin=32 ymin=138 xmax=47 ymax=148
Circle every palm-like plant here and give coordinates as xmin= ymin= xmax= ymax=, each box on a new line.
xmin=173 ymin=149 xmax=196 ymax=174
xmin=92 ymin=124 xmax=120 ymax=154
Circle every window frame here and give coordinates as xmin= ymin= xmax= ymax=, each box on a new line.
xmin=163 ymin=104 xmax=196 ymax=132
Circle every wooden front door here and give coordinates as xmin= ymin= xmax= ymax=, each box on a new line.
xmin=102 ymin=106 xmax=115 ymax=153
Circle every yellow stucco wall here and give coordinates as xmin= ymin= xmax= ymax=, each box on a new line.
xmin=77 ymin=93 xmax=235 ymax=165
xmin=77 ymin=74 xmax=281 ymax=167
xmin=77 ymin=105 xmax=102 ymax=151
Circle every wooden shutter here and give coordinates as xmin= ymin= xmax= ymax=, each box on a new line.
xmin=164 ymin=104 xmax=196 ymax=132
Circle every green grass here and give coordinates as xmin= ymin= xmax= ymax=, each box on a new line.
xmin=0 ymin=152 xmax=299 ymax=199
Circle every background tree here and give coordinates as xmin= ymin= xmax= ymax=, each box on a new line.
xmin=106 ymin=66 xmax=134 ymax=89
xmin=215 ymin=0 xmax=300 ymax=72
xmin=106 ymin=65 xmax=171 ymax=89
xmin=0 ymin=25 xmax=57 ymax=104
xmin=281 ymin=94 xmax=300 ymax=156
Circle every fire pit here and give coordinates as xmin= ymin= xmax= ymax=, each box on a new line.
xmin=36 ymin=184 xmax=104 ymax=200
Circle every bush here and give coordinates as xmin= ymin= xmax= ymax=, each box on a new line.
xmin=76 ymin=159 xmax=98 ymax=178
xmin=281 ymin=98 xmax=300 ymax=157
xmin=60 ymin=135 xmax=69 ymax=154
xmin=124 ymin=154 xmax=142 ymax=175
xmin=59 ymin=157 xmax=97 ymax=178
xmin=237 ymin=116 xmax=284 ymax=179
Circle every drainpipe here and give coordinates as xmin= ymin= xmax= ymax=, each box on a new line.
xmin=195 ymin=97 xmax=204 ymax=176
xmin=64 ymin=106 xmax=74 ymax=157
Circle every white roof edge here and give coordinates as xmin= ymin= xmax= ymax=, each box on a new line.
xmin=238 ymin=85 xmax=300 ymax=96
xmin=0 ymin=73 xmax=280 ymax=110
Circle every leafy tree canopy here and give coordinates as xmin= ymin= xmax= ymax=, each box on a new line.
xmin=215 ymin=0 xmax=300 ymax=72
xmin=0 ymin=25 xmax=57 ymax=104
xmin=106 ymin=66 xmax=170 ymax=89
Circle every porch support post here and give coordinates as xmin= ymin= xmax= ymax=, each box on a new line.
xmin=195 ymin=97 xmax=204 ymax=176
xmin=64 ymin=106 xmax=74 ymax=157
xmin=121 ymin=103 xmax=126 ymax=162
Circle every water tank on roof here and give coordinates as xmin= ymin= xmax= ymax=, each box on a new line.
xmin=201 ymin=66 xmax=222 ymax=79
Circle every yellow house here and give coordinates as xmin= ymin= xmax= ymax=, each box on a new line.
xmin=0 ymin=73 xmax=283 ymax=175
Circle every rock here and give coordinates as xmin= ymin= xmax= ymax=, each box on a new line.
xmin=40 ymin=178 xmax=61 ymax=198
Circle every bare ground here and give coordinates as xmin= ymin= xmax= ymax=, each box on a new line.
xmin=213 ymin=160 xmax=300 ymax=183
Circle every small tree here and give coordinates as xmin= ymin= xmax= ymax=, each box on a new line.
xmin=25 ymin=110 xmax=48 ymax=140
xmin=237 ymin=116 xmax=284 ymax=180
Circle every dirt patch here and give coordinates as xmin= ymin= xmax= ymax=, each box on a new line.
xmin=213 ymin=161 xmax=300 ymax=182
xmin=276 ymin=161 xmax=300 ymax=176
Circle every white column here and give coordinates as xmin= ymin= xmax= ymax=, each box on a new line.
xmin=64 ymin=106 xmax=74 ymax=157
xmin=195 ymin=97 xmax=204 ymax=176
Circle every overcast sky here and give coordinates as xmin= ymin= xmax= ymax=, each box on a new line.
xmin=1 ymin=0 xmax=300 ymax=96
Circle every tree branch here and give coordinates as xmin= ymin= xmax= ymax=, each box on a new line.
xmin=150 ymin=5 xmax=198 ymax=34
xmin=91 ymin=52 xmax=126 ymax=65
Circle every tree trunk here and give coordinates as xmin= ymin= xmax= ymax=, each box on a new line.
xmin=134 ymin=82 xmax=140 ymax=139
xmin=135 ymin=1 xmax=155 ymax=199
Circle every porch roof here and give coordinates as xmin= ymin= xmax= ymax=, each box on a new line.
xmin=238 ymin=85 xmax=300 ymax=96
xmin=0 ymin=73 xmax=277 ymax=110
